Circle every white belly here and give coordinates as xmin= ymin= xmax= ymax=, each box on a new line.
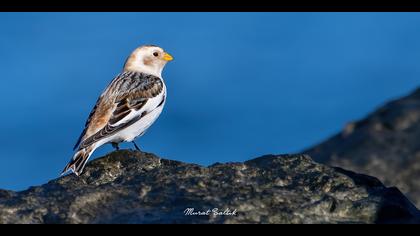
xmin=93 ymin=86 xmax=166 ymax=149
xmin=116 ymin=104 xmax=164 ymax=142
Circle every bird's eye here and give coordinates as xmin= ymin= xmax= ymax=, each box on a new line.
xmin=153 ymin=52 xmax=159 ymax=57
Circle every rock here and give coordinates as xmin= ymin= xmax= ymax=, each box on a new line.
xmin=0 ymin=150 xmax=418 ymax=223
xmin=305 ymin=87 xmax=420 ymax=208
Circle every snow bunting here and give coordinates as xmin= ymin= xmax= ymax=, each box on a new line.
xmin=62 ymin=45 xmax=173 ymax=176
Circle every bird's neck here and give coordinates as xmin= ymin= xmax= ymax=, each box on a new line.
xmin=123 ymin=65 xmax=163 ymax=78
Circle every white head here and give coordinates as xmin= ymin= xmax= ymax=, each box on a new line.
xmin=123 ymin=45 xmax=173 ymax=77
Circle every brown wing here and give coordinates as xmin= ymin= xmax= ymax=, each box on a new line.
xmin=74 ymin=72 xmax=163 ymax=150
xmin=73 ymin=96 xmax=102 ymax=150
xmin=72 ymin=71 xmax=135 ymax=150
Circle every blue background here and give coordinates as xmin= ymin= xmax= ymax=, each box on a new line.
xmin=0 ymin=13 xmax=419 ymax=190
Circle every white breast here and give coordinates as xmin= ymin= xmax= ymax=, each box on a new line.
xmin=93 ymin=83 xmax=166 ymax=148
xmin=119 ymin=92 xmax=166 ymax=142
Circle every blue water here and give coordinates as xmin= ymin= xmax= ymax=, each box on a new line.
xmin=0 ymin=12 xmax=419 ymax=190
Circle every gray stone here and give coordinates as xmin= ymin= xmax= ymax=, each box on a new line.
xmin=0 ymin=150 xmax=418 ymax=223
xmin=305 ymin=88 xmax=420 ymax=208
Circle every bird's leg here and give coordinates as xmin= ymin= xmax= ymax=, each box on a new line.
xmin=111 ymin=142 xmax=120 ymax=151
xmin=132 ymin=141 xmax=141 ymax=152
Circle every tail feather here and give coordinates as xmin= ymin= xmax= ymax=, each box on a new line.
xmin=61 ymin=147 xmax=94 ymax=176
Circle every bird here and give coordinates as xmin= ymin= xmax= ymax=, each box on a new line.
xmin=62 ymin=45 xmax=173 ymax=176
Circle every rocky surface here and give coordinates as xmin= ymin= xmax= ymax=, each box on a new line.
xmin=0 ymin=150 xmax=418 ymax=223
xmin=305 ymin=87 xmax=420 ymax=207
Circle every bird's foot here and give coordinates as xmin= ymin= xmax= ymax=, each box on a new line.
xmin=111 ymin=142 xmax=120 ymax=151
xmin=132 ymin=141 xmax=141 ymax=152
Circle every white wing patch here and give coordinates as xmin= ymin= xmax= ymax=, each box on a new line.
xmin=77 ymin=72 xmax=165 ymax=150
xmin=96 ymin=84 xmax=166 ymax=144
